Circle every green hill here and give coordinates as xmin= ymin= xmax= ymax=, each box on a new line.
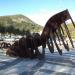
xmin=0 ymin=14 xmax=43 ymax=35
xmin=62 ymin=23 xmax=75 ymax=39
xmin=0 ymin=14 xmax=75 ymax=38
xmin=67 ymin=23 xmax=75 ymax=38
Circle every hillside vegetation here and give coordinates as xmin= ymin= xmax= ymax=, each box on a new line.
xmin=0 ymin=14 xmax=75 ymax=38
xmin=62 ymin=23 xmax=75 ymax=39
xmin=0 ymin=14 xmax=43 ymax=35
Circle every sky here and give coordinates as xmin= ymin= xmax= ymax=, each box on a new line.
xmin=0 ymin=0 xmax=75 ymax=26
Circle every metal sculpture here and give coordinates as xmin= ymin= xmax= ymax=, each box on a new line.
xmin=6 ymin=9 xmax=75 ymax=59
xmin=41 ymin=9 xmax=75 ymax=56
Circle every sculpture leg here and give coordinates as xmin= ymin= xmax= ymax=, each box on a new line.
xmin=35 ymin=47 xmax=42 ymax=59
xmin=32 ymin=37 xmax=42 ymax=59
xmin=58 ymin=28 xmax=69 ymax=51
xmin=42 ymin=43 xmax=46 ymax=58
xmin=60 ymin=26 xmax=69 ymax=48
xmin=52 ymin=32 xmax=62 ymax=55
xmin=46 ymin=35 xmax=54 ymax=53
xmin=64 ymin=22 xmax=74 ymax=48
xmin=55 ymin=31 xmax=61 ymax=46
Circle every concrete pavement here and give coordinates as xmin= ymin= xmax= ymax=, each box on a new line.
xmin=0 ymin=48 xmax=75 ymax=75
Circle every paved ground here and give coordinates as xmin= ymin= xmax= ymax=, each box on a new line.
xmin=0 ymin=48 xmax=75 ymax=75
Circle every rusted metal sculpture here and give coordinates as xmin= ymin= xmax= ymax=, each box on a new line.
xmin=41 ymin=9 xmax=75 ymax=56
xmin=6 ymin=9 xmax=75 ymax=59
xmin=6 ymin=33 xmax=42 ymax=59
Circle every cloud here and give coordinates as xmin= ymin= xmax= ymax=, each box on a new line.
xmin=26 ymin=9 xmax=56 ymax=26
xmin=26 ymin=9 xmax=75 ymax=26
xmin=70 ymin=11 xmax=75 ymax=21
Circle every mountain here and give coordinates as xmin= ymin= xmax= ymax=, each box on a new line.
xmin=0 ymin=14 xmax=43 ymax=34
xmin=4 ymin=14 xmax=36 ymax=24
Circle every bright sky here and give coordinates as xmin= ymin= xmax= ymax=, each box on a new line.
xmin=0 ymin=0 xmax=75 ymax=26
